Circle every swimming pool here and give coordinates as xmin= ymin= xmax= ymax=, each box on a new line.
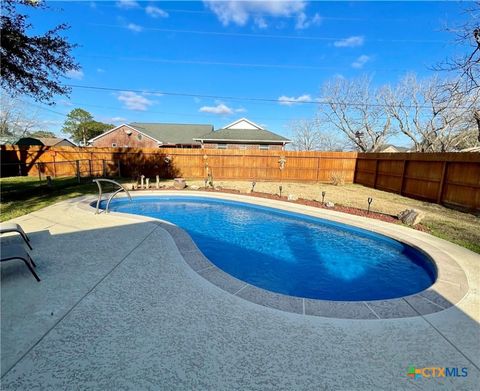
xmin=103 ymin=196 xmax=437 ymax=301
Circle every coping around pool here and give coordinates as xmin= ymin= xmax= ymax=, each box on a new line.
xmin=87 ymin=191 xmax=469 ymax=320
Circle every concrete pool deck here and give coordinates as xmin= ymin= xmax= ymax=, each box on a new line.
xmin=1 ymin=192 xmax=479 ymax=390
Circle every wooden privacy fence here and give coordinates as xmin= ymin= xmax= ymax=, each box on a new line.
xmin=0 ymin=145 xmax=357 ymax=182
xmin=355 ymin=152 xmax=480 ymax=213
xmin=1 ymin=146 xmax=479 ymax=212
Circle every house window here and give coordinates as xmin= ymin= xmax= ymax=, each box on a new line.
xmin=259 ymin=145 xmax=269 ymax=150
xmin=112 ymin=143 xmax=117 ymax=147
xmin=217 ymin=144 xmax=227 ymax=149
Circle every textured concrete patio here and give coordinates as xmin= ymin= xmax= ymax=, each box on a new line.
xmin=1 ymin=195 xmax=479 ymax=390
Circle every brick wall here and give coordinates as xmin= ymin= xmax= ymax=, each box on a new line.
xmin=90 ymin=125 xmax=160 ymax=148
xmin=203 ymin=143 xmax=284 ymax=150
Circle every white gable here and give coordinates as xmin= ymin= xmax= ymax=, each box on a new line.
xmin=223 ymin=118 xmax=264 ymax=130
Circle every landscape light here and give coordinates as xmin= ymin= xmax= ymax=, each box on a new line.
xmin=367 ymin=197 xmax=373 ymax=214
xmin=251 ymin=181 xmax=256 ymax=192
xmin=321 ymin=191 xmax=326 ymax=204
xmin=204 ymin=178 xmax=208 ymax=189
xmin=279 ymin=185 xmax=283 ymax=197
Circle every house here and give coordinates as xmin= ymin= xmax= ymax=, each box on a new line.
xmin=88 ymin=123 xmax=213 ymax=148
xmin=16 ymin=137 xmax=76 ymax=147
xmin=88 ymin=118 xmax=291 ymax=150
xmin=378 ymin=144 xmax=410 ymax=153
xmin=194 ymin=118 xmax=291 ymax=150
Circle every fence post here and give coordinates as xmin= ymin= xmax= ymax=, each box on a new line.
xmin=316 ymin=156 xmax=321 ymax=182
xmin=37 ymin=163 xmax=42 ymax=181
xmin=102 ymin=159 xmax=106 ymax=177
xmin=399 ymin=160 xmax=407 ymax=195
xmin=117 ymin=160 xmax=121 ymax=177
xmin=373 ymin=158 xmax=379 ymax=189
xmin=436 ymin=161 xmax=448 ymax=204
xmin=88 ymin=159 xmax=92 ymax=177
xmin=76 ymin=160 xmax=80 ymax=183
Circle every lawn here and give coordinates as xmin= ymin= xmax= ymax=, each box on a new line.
xmin=1 ymin=176 xmax=479 ymax=254
xmin=0 ymin=176 xmax=127 ymax=222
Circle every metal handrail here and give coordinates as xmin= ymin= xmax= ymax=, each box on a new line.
xmin=93 ymin=179 xmax=132 ymax=214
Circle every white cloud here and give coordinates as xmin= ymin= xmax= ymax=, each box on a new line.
xmin=199 ymin=103 xmax=234 ymax=115
xmin=65 ymin=69 xmax=84 ymax=80
xmin=126 ymin=23 xmax=143 ymax=32
xmin=59 ymin=100 xmax=73 ymax=107
xmin=278 ymin=94 xmax=312 ymax=106
xmin=204 ymin=0 xmax=309 ymax=29
xmin=40 ymin=120 xmax=62 ymax=127
xmin=145 ymin=5 xmax=169 ymax=18
xmin=254 ymin=16 xmax=268 ymax=29
xmin=108 ymin=117 xmax=127 ymax=123
xmin=334 ymin=36 xmax=365 ymax=48
xmin=117 ymin=91 xmax=153 ymax=111
xmin=235 ymin=107 xmax=247 ymax=113
xmin=143 ymin=92 xmax=163 ymax=97
xmin=295 ymin=12 xmax=322 ymax=30
xmin=352 ymin=55 xmax=370 ymax=69
xmin=116 ymin=0 xmax=139 ymax=9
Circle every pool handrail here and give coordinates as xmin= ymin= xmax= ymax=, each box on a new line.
xmin=93 ymin=178 xmax=132 ymax=214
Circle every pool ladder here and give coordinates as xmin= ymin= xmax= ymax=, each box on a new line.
xmin=93 ymin=179 xmax=132 ymax=214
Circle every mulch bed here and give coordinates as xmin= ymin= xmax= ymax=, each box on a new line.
xmin=131 ymin=185 xmax=429 ymax=232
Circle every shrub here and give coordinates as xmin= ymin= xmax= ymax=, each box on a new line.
xmin=331 ymin=171 xmax=345 ymax=186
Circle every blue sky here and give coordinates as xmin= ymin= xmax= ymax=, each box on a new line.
xmin=25 ymin=1 xmax=467 ymax=143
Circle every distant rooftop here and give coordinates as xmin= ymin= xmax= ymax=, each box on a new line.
xmin=128 ymin=123 xmax=213 ymax=145
xmin=194 ymin=118 xmax=291 ymax=144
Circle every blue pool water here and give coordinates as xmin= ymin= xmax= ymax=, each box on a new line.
xmin=104 ymin=196 xmax=437 ymax=301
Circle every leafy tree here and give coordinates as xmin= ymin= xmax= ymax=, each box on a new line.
xmin=84 ymin=120 xmax=114 ymax=142
xmin=62 ymin=108 xmax=113 ymax=145
xmin=28 ymin=130 xmax=57 ymax=138
xmin=1 ymin=0 xmax=79 ymax=103
xmin=62 ymin=108 xmax=93 ymax=145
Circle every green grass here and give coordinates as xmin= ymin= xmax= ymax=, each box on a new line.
xmin=0 ymin=176 xmax=126 ymax=222
xmin=424 ymin=221 xmax=480 ymax=254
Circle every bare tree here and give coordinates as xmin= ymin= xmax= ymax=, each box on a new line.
xmin=436 ymin=2 xmax=479 ymax=94
xmin=0 ymin=93 xmax=39 ymax=137
xmin=381 ymin=74 xmax=479 ymax=152
xmin=319 ymin=76 xmax=392 ymax=152
xmin=290 ymin=118 xmax=346 ymax=151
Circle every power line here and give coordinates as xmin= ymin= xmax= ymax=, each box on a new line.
xmin=79 ymin=54 xmax=410 ymax=72
xmin=25 ymin=102 xmax=68 ymax=117
xmin=89 ymin=24 xmax=448 ymax=44
xmin=22 ymin=100 xmax=313 ymax=124
xmin=66 ymin=83 xmax=476 ymax=110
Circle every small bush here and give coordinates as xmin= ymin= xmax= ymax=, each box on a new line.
xmin=331 ymin=171 xmax=345 ymax=186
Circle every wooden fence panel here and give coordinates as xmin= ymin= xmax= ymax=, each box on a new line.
xmin=2 ymin=145 xmax=479 ymax=212
xmin=355 ymin=152 xmax=480 ymax=213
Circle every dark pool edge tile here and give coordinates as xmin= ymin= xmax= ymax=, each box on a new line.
xmin=157 ymin=220 xmax=464 ymax=320
xmin=236 ymin=285 xmax=304 ymax=315
xmin=304 ymin=299 xmax=378 ymax=319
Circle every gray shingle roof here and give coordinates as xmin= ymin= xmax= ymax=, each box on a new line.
xmin=194 ymin=128 xmax=290 ymax=143
xmin=129 ymin=123 xmax=213 ymax=145
xmin=15 ymin=137 xmax=75 ymax=146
